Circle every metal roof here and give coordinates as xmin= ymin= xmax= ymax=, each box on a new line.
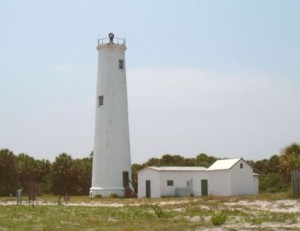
xmin=208 ymin=158 xmax=242 ymax=170
xmin=140 ymin=158 xmax=249 ymax=173
xmin=148 ymin=166 xmax=207 ymax=171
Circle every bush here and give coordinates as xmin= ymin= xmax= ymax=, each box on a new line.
xmin=94 ymin=194 xmax=102 ymax=199
xmin=109 ymin=193 xmax=119 ymax=198
xmin=259 ymin=173 xmax=289 ymax=193
xmin=152 ymin=205 xmax=164 ymax=218
xmin=211 ymin=212 xmax=227 ymax=226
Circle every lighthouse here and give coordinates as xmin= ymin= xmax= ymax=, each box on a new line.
xmin=90 ymin=33 xmax=132 ymax=197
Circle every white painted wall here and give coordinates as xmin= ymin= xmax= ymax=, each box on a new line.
xmin=208 ymin=170 xmax=231 ymax=196
xmin=137 ymin=159 xmax=259 ymax=198
xmin=138 ymin=168 xmax=209 ymax=198
xmin=159 ymin=171 xmax=207 ymax=197
xmin=230 ymin=160 xmax=254 ymax=195
xmin=192 ymin=172 xmax=210 ymax=196
xmin=160 ymin=171 xmax=192 ymax=196
xmin=252 ymin=175 xmax=259 ymax=194
xmin=90 ymin=39 xmax=132 ymax=197
xmin=138 ymin=168 xmax=161 ymax=198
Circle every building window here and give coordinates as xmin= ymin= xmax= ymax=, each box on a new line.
xmin=119 ymin=59 xmax=124 ymax=69
xmin=167 ymin=180 xmax=174 ymax=186
xmin=240 ymin=163 xmax=243 ymax=169
xmin=98 ymin=96 xmax=104 ymax=107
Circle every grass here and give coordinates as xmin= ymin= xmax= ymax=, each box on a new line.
xmin=0 ymin=205 xmax=191 ymax=231
xmin=211 ymin=211 xmax=227 ymax=226
xmin=0 ymin=193 xmax=300 ymax=230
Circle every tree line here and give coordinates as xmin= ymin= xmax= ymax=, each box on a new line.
xmin=0 ymin=150 xmax=92 ymax=196
xmin=0 ymin=143 xmax=299 ymax=196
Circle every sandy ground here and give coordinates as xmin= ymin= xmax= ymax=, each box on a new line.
xmin=1 ymin=198 xmax=300 ymax=230
xmin=224 ymin=199 xmax=300 ymax=213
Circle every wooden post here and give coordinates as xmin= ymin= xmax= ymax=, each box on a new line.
xmin=291 ymin=170 xmax=300 ymax=196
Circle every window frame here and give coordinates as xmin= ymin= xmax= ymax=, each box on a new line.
xmin=167 ymin=180 xmax=174 ymax=186
xmin=98 ymin=96 xmax=104 ymax=107
xmin=119 ymin=59 xmax=124 ymax=69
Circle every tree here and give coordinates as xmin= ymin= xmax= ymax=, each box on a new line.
xmin=249 ymin=154 xmax=290 ymax=192
xmin=196 ymin=153 xmax=217 ymax=167
xmin=51 ymin=153 xmax=75 ymax=195
xmin=131 ymin=163 xmax=144 ymax=192
xmin=259 ymin=172 xmax=281 ymax=192
xmin=0 ymin=149 xmax=18 ymax=196
xmin=15 ymin=154 xmax=39 ymax=193
xmin=280 ymin=143 xmax=300 ymax=173
xmin=51 ymin=153 xmax=92 ymax=195
xmin=145 ymin=157 xmax=161 ymax=166
xmin=161 ymin=154 xmax=185 ymax=166
xmin=72 ymin=157 xmax=92 ymax=195
xmin=36 ymin=159 xmax=52 ymax=194
xmin=184 ymin=158 xmax=197 ymax=166
xmin=251 ymin=159 xmax=269 ymax=175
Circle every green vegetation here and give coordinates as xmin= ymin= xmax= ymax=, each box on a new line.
xmin=151 ymin=205 xmax=164 ymax=218
xmin=211 ymin=211 xmax=227 ymax=226
xmin=0 ymin=194 xmax=299 ymax=230
xmin=1 ymin=142 xmax=300 ymax=196
xmin=0 ymin=150 xmax=92 ymax=196
xmin=109 ymin=193 xmax=119 ymax=198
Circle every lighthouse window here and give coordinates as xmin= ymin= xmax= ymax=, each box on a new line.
xmin=119 ymin=59 xmax=124 ymax=69
xmin=98 ymin=96 xmax=104 ymax=106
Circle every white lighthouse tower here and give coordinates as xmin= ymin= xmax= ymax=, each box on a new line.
xmin=90 ymin=33 xmax=132 ymax=197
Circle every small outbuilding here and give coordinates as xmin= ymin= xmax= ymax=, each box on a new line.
xmin=138 ymin=158 xmax=258 ymax=198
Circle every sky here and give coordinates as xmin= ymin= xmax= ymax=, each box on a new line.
xmin=0 ymin=0 xmax=299 ymax=164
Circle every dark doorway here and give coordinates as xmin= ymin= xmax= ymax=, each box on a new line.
xmin=146 ymin=180 xmax=151 ymax=198
xmin=201 ymin=179 xmax=208 ymax=196
xmin=123 ymin=171 xmax=129 ymax=188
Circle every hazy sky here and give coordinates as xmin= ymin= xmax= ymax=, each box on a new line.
xmin=0 ymin=0 xmax=299 ymax=163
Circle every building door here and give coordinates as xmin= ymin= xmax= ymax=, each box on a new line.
xmin=123 ymin=171 xmax=129 ymax=188
xmin=201 ymin=179 xmax=208 ymax=196
xmin=146 ymin=180 xmax=151 ymax=198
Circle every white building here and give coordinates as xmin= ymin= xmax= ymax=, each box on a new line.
xmin=138 ymin=158 xmax=259 ymax=198
xmin=90 ymin=33 xmax=133 ymax=197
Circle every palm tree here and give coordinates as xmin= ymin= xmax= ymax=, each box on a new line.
xmin=280 ymin=143 xmax=300 ymax=173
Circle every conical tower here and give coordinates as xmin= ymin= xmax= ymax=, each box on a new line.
xmin=90 ymin=33 xmax=132 ymax=197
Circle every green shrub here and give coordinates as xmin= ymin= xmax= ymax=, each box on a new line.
xmin=211 ymin=212 xmax=227 ymax=226
xmin=109 ymin=193 xmax=119 ymax=198
xmin=94 ymin=194 xmax=102 ymax=199
xmin=259 ymin=173 xmax=290 ymax=193
xmin=152 ymin=205 xmax=164 ymax=218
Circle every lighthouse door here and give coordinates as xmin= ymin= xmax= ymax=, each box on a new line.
xmin=123 ymin=171 xmax=129 ymax=188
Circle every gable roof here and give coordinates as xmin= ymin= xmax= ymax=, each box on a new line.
xmin=147 ymin=166 xmax=207 ymax=171
xmin=208 ymin=158 xmax=242 ymax=170
xmin=138 ymin=158 xmax=251 ymax=173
